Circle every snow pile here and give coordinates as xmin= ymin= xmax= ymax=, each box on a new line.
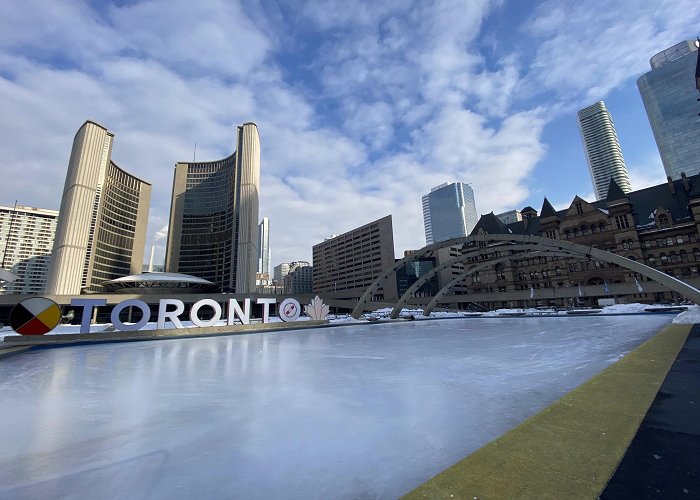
xmin=600 ymin=303 xmax=648 ymax=314
xmin=672 ymin=305 xmax=700 ymax=324
xmin=0 ymin=323 xmax=114 ymax=340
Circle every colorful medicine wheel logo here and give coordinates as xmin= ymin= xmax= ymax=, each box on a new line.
xmin=10 ymin=298 xmax=62 ymax=335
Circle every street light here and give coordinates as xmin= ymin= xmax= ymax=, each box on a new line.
xmin=695 ymin=38 xmax=700 ymax=100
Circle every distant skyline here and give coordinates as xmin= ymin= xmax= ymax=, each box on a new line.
xmin=1 ymin=0 xmax=699 ymax=268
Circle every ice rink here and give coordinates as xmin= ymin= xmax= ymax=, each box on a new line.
xmin=0 ymin=316 xmax=671 ymax=499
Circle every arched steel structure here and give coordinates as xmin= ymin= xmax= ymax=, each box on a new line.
xmin=351 ymin=234 xmax=700 ymax=319
xmin=390 ymin=249 xmax=580 ymax=318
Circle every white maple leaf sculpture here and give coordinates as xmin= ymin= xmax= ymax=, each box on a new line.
xmin=305 ymin=296 xmax=329 ymax=321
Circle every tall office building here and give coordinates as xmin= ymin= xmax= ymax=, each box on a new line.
xmin=637 ymin=40 xmax=700 ymax=179
xmin=422 ymin=182 xmax=477 ymax=245
xmin=46 ymin=121 xmax=151 ymax=295
xmin=165 ymin=123 xmax=260 ymax=293
xmin=257 ymin=217 xmax=271 ymax=275
xmin=1 ymin=205 xmax=59 ymax=294
xmin=576 ymin=101 xmax=631 ymax=200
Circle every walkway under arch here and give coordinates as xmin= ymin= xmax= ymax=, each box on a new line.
xmin=351 ymin=234 xmax=700 ymax=319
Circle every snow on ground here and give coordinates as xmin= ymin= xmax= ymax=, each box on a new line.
xmin=673 ymin=305 xmax=700 ymax=324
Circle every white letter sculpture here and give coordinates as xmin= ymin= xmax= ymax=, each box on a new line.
xmin=305 ymin=296 xmax=329 ymax=321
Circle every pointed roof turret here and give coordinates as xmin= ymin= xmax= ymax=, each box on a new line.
xmin=540 ymin=197 xmax=558 ymax=219
xmin=605 ymin=178 xmax=628 ymax=203
xmin=469 ymin=212 xmax=510 ymax=236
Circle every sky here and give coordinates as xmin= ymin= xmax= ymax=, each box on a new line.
xmin=1 ymin=0 xmax=699 ymax=270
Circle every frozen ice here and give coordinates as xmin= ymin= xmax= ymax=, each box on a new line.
xmin=0 ymin=316 xmax=672 ymax=499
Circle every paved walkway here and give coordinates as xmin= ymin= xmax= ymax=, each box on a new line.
xmin=600 ymin=324 xmax=700 ymax=498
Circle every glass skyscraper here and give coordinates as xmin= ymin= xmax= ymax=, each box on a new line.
xmin=577 ymin=101 xmax=631 ymax=200
xmin=422 ymin=182 xmax=477 ymax=245
xmin=637 ymin=40 xmax=700 ymax=179
xmin=257 ymin=217 xmax=270 ymax=275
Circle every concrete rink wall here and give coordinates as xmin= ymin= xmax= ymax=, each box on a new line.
xmin=0 ymin=316 xmax=672 ymax=498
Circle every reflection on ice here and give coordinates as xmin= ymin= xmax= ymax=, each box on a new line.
xmin=0 ymin=316 xmax=671 ymax=499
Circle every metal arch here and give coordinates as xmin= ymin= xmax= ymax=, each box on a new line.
xmin=422 ymin=250 xmax=578 ymax=316
xmin=350 ymin=236 xmax=469 ymax=318
xmin=350 ymin=234 xmax=700 ymax=318
xmin=388 ymin=244 xmax=580 ymax=319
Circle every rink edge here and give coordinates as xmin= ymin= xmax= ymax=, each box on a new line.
xmin=403 ymin=323 xmax=692 ymax=499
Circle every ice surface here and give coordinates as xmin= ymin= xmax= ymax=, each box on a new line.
xmin=0 ymin=316 xmax=671 ymax=499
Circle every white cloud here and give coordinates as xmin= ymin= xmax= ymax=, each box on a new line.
xmin=1 ymin=0 xmax=699 ymax=271
xmin=522 ymin=0 xmax=700 ymax=106
xmin=627 ymin=155 xmax=668 ymax=191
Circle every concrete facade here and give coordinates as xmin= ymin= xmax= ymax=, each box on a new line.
xmin=45 ymin=121 xmax=151 ymax=295
xmin=165 ymin=123 xmax=260 ymax=293
xmin=313 ymin=215 xmax=397 ymax=300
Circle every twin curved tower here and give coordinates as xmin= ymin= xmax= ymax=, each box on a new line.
xmin=45 ymin=121 xmax=151 ymax=295
xmin=165 ymin=123 xmax=260 ymax=293
xmin=46 ymin=120 xmax=260 ymax=296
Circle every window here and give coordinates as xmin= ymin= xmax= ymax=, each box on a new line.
xmin=681 ymin=250 xmax=688 ymax=263
xmin=648 ymin=255 xmax=656 ymax=266
xmin=565 ymin=229 xmax=570 ymax=239
xmin=622 ymin=241 xmax=630 ymax=250
xmin=546 ymin=230 xmax=556 ymax=239
xmin=657 ymin=238 xmax=665 ymax=247
xmin=694 ymin=248 xmax=700 ymax=262
xmin=658 ymin=214 xmax=670 ymax=229
xmin=576 ymin=203 xmax=583 ymax=214
xmin=581 ymin=225 xmax=588 ymax=235
xmin=615 ymin=215 xmax=629 ymax=229
xmin=676 ymin=235 xmax=684 ymax=244
xmin=644 ymin=241 xmax=652 ymax=249
xmin=666 ymin=237 xmax=674 ymax=246
xmin=670 ymin=251 xmax=678 ymax=263
xmin=591 ymin=224 xmax=597 ymax=234
xmin=599 ymin=222 xmax=606 ymax=232
xmin=660 ymin=253 xmax=668 ymax=264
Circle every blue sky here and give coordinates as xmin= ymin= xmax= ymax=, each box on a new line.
xmin=1 ymin=0 xmax=699 ymax=268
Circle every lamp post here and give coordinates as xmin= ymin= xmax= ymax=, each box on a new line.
xmin=695 ymin=38 xmax=700 ymax=114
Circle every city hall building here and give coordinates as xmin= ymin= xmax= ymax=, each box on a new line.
xmin=165 ymin=123 xmax=260 ymax=294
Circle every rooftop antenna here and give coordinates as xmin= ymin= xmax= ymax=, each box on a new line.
xmin=193 ymin=142 xmax=197 ymax=162
xmin=1 ymin=200 xmax=18 ymax=270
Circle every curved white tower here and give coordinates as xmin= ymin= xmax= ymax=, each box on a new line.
xmin=46 ymin=121 xmax=151 ymax=295
xmin=577 ymin=101 xmax=631 ymax=201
